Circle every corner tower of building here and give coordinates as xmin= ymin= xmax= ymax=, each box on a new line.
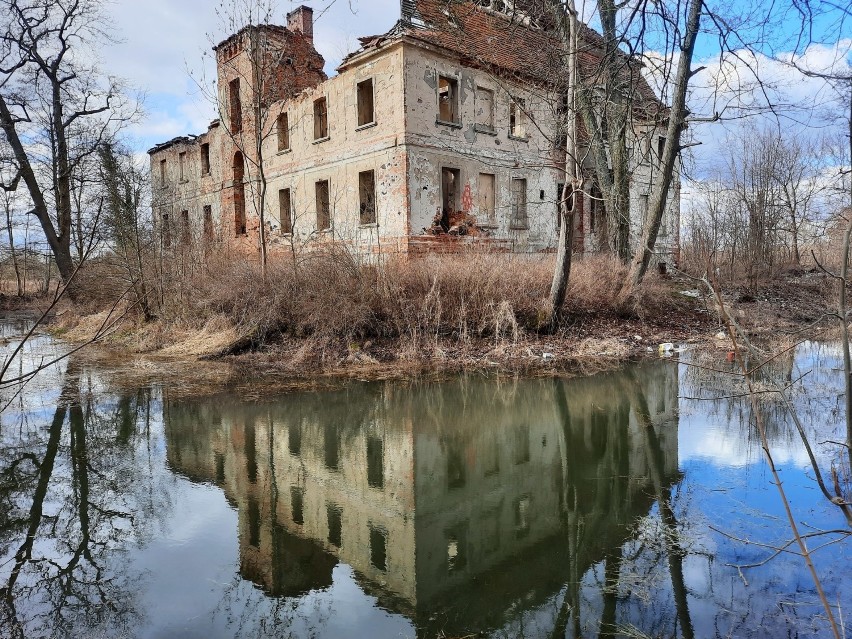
xmin=213 ymin=13 xmax=327 ymax=238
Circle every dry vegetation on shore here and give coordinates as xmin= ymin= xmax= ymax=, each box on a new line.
xmin=8 ymin=247 xmax=839 ymax=383
xmin=50 ymin=251 xmax=703 ymax=378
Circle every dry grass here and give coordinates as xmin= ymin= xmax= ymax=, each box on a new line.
xmin=55 ymin=248 xmax=707 ymax=376
xmin=152 ymin=251 xmax=658 ymax=348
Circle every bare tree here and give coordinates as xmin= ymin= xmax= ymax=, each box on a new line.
xmin=0 ymin=0 xmax=138 ymax=294
xmin=2 ymin=188 xmax=23 ymax=296
xmin=99 ymin=141 xmax=155 ymax=321
xmin=774 ymin=134 xmax=826 ymax=265
xmin=546 ymin=0 xmax=580 ymax=329
xmin=683 ymin=128 xmax=830 ymax=283
xmin=626 ymin=0 xmax=703 ymax=288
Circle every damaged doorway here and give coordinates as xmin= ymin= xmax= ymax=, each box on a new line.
xmin=441 ymin=167 xmax=460 ymax=230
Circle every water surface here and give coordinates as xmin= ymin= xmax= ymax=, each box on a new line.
xmin=0 ymin=324 xmax=849 ymax=638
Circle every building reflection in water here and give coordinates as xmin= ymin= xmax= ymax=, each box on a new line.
xmin=164 ymin=361 xmax=680 ymax=636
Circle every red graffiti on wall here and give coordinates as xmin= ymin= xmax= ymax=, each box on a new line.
xmin=461 ymin=183 xmax=473 ymax=213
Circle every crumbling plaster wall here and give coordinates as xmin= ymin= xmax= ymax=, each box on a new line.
xmin=402 ymin=43 xmax=563 ymax=251
xmin=261 ymin=44 xmax=411 ymax=254
xmin=149 ymin=126 xmax=225 ymax=242
xmin=624 ymin=123 xmax=681 ymax=263
xmin=213 ymin=23 xmax=327 ymax=249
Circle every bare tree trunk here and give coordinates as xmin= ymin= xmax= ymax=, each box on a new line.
xmin=547 ymin=0 xmax=580 ymax=330
xmin=3 ymin=193 xmax=23 ymax=297
xmin=627 ymin=0 xmax=703 ymax=288
xmin=42 ymin=254 xmax=51 ymax=294
xmin=252 ymin=29 xmax=269 ymax=280
xmin=0 ymin=94 xmax=76 ymax=288
xmin=842 ymin=201 xmax=852 ymax=472
xmin=847 ymin=83 xmax=852 ymax=463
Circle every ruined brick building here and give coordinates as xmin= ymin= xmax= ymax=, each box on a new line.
xmin=149 ymin=1 xmax=680 ymax=259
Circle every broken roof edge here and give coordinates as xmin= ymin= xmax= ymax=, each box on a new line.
xmin=147 ymin=136 xmax=195 ymax=156
xmin=212 ymin=22 xmax=293 ymax=53
xmin=340 ymin=3 xmax=657 ymax=98
xmin=336 ymin=26 xmax=407 ymax=72
xmin=147 ymin=121 xmax=219 ymax=155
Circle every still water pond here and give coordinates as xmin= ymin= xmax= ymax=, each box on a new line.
xmin=1 ymin=324 xmax=850 ymax=638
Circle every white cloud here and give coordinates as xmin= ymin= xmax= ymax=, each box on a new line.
xmin=100 ymin=0 xmax=400 ymax=149
xmin=684 ymin=41 xmax=851 ymax=173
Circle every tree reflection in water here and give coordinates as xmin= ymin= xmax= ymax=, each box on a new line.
xmin=0 ymin=358 xmax=169 ymax=639
xmin=0 ymin=336 xmax=849 ymax=638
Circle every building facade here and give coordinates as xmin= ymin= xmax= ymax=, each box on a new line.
xmin=149 ymin=1 xmax=680 ymax=261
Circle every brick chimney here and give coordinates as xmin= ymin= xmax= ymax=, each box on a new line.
xmin=287 ymin=5 xmax=314 ymax=42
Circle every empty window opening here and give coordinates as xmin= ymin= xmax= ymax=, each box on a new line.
xmin=229 ymin=78 xmax=242 ymax=133
xmin=314 ymin=97 xmax=328 ymax=140
xmin=657 ymin=136 xmax=666 ymax=160
xmin=510 ymin=178 xmax=528 ymax=229
xmin=277 ymin=112 xmax=290 ymax=151
xmin=558 ymin=91 xmax=570 ymax=116
xmin=366 ymin=436 xmax=384 ymax=489
xmin=590 ymin=183 xmax=604 ymax=233
xmin=245 ymin=422 xmax=257 ymax=484
xmin=475 ymin=86 xmax=494 ymax=129
xmin=513 ymin=423 xmax=530 ymax=464
xmin=359 ymin=170 xmax=377 ymax=225
xmin=161 ymin=213 xmax=171 ymax=248
xmin=278 ymin=188 xmax=293 ymax=234
xmin=441 ymin=167 xmax=460 ymax=229
xmin=369 ymin=525 xmax=388 ymax=571
xmin=324 ymin=421 xmax=339 ymax=470
xmin=447 ymin=527 xmax=468 ymax=573
xmin=200 ymin=143 xmax=210 ymax=175
xmin=514 ymin=496 xmax=531 ymax=538
xmin=357 ymin=78 xmax=375 ymax=126
xmin=509 ymin=98 xmax=526 ymax=137
xmin=447 ymin=443 xmax=466 ymax=490
xmin=159 ymin=159 xmax=166 ymax=186
xmin=556 ymin=182 xmax=565 ymax=231
xmin=215 ymin=452 xmax=225 ymax=484
xmin=478 ymin=173 xmax=495 ymax=225
xmin=483 ymin=438 xmax=499 ymax=477
xmin=290 ymin=486 xmax=304 ymax=525
xmin=483 ymin=509 xmax=500 ymax=553
xmin=288 ymin=423 xmax=301 ymax=456
xmin=315 ymin=179 xmax=331 ymax=231
xmin=178 ymin=152 xmax=186 ymax=181
xmin=180 ymin=210 xmax=190 ymax=244
xmin=233 ymin=152 xmax=246 ymax=235
xmin=476 ymin=0 xmax=512 ymax=13
xmin=327 ymin=504 xmax=342 ymax=548
xmin=438 ymin=75 xmax=458 ymax=123
xmin=248 ymin=497 xmax=260 ymax=547
xmin=639 ymin=194 xmax=649 ymax=225
xmin=203 ymin=205 xmax=213 ymax=240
